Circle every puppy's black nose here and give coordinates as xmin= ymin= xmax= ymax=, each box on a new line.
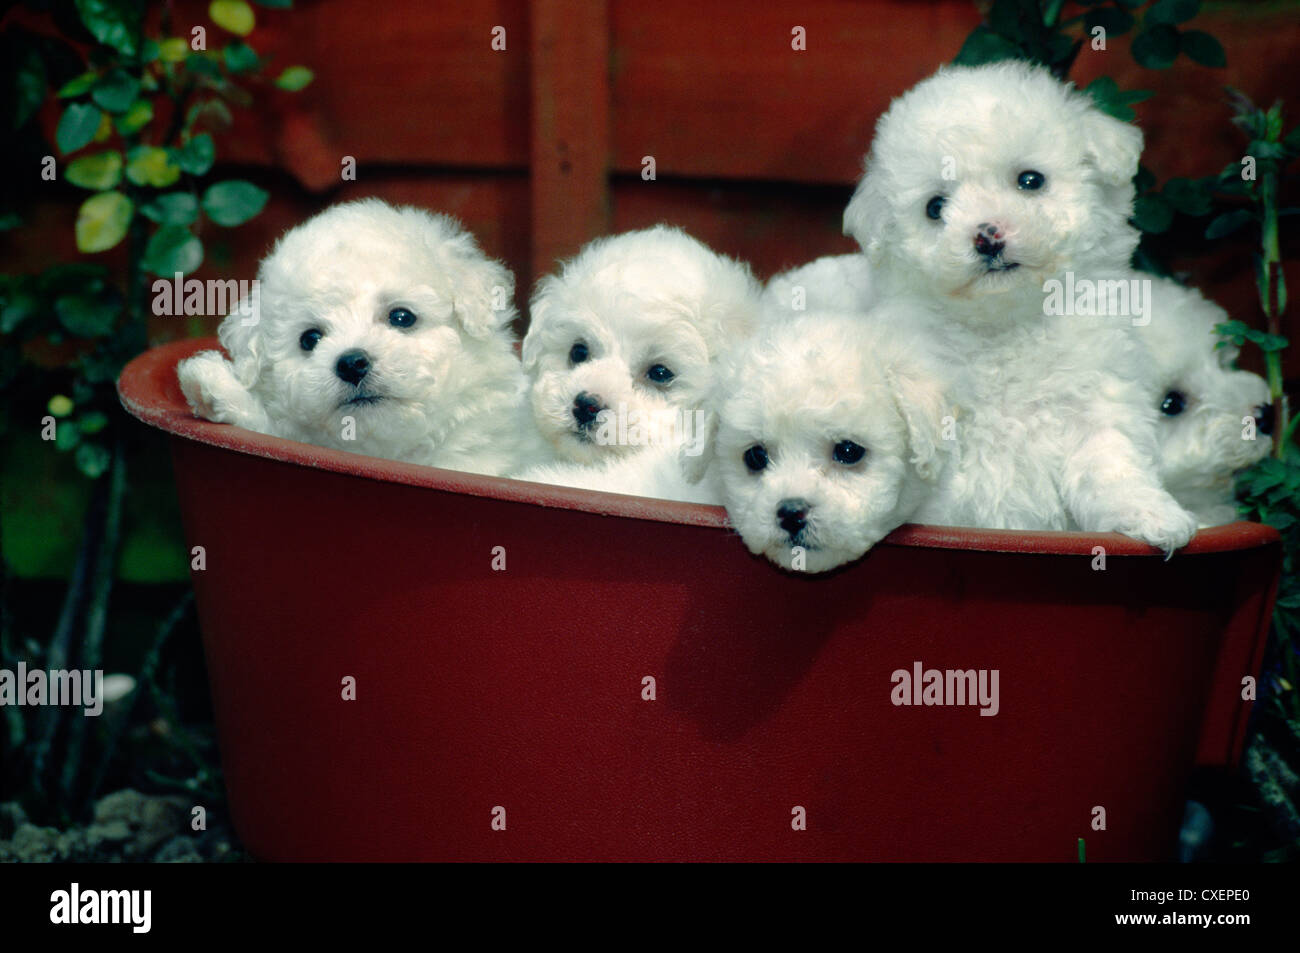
xmin=572 ymin=392 xmax=604 ymax=428
xmin=1255 ymin=403 xmax=1275 ymax=436
xmin=974 ymin=223 xmax=1005 ymax=258
xmin=335 ymin=349 xmax=371 ymax=385
xmin=776 ymin=499 xmax=811 ymax=538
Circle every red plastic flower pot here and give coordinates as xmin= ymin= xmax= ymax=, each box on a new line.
xmin=119 ymin=339 xmax=1281 ymax=862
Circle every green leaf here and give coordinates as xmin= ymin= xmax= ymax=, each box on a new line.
xmin=177 ymin=133 xmax=215 ymax=175
xmin=140 ymin=192 xmax=199 ymax=226
xmin=1179 ymin=30 xmax=1224 ymax=67
xmin=57 ymin=71 xmax=98 ymax=99
xmin=1 ymin=288 xmax=38 ymax=334
xmin=202 ymin=180 xmax=268 ymax=226
xmin=78 ymin=411 xmax=109 ymax=435
xmin=1132 ymin=193 xmax=1174 ymax=233
xmin=1246 ymin=139 xmax=1287 ymax=161
xmin=56 ymin=102 xmax=104 ymax=154
xmin=74 ymin=190 xmax=133 ymax=252
xmin=953 ymin=26 xmax=1024 ymax=67
xmin=253 ymin=0 xmax=293 ymax=7
xmin=275 ymin=65 xmax=314 ymax=91
xmin=143 ymin=225 xmax=204 ymax=276
xmin=1283 ymin=126 xmax=1300 ymax=156
xmin=1133 ymin=163 xmax=1157 ymax=194
xmin=55 ymin=290 xmax=120 ymax=336
xmin=1146 ymin=0 xmax=1200 ymax=25
xmin=1131 ymin=26 xmax=1181 ymax=69
xmin=223 ymin=40 xmax=260 ymax=73
xmin=113 ymin=98 xmax=153 ymax=135
xmin=90 ymin=68 xmax=139 ymax=113
xmin=125 ymin=146 xmax=182 ymax=187
xmin=75 ymin=442 xmax=111 ymax=478
xmin=1205 ymin=209 xmax=1255 ymax=240
xmin=1161 ymin=177 xmax=1213 ymax=216
xmin=65 ymin=151 xmax=123 ymax=190
xmin=55 ymin=420 xmax=81 ymax=451
xmin=48 ymin=395 xmax=75 ymax=418
xmin=210 ymin=0 xmax=256 ymax=36
xmin=74 ymin=0 xmax=143 ymax=57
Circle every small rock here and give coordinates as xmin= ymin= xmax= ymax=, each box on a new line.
xmin=154 ymin=836 xmax=202 ymax=863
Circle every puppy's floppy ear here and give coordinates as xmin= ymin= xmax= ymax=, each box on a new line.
xmin=450 ymin=251 xmax=518 ymax=340
xmin=886 ymin=358 xmax=950 ymax=483
xmin=1079 ymin=106 xmax=1144 ymax=188
xmin=520 ymin=277 xmax=558 ymax=372
xmin=842 ymin=164 xmax=891 ymax=263
xmin=216 ymin=292 xmax=264 ymax=388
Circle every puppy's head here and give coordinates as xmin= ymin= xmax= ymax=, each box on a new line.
xmin=843 ymin=62 xmax=1143 ymax=315
xmin=709 ymin=311 xmax=950 ymax=574
xmin=1140 ymin=279 xmax=1272 ymax=498
xmin=218 ymin=198 xmax=517 ymax=455
xmin=521 ymin=226 xmax=760 ymax=464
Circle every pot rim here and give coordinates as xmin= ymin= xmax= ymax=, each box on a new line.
xmin=118 ymin=337 xmax=1281 ymax=558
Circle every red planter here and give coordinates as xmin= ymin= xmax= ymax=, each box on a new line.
xmin=119 ymin=339 xmax=1281 ymax=862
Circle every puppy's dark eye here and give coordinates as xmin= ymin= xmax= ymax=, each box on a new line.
xmin=569 ymin=341 xmax=589 ymax=365
xmin=926 ymin=195 xmax=945 ymax=220
xmin=388 ymin=307 xmax=417 ymax=328
xmin=1160 ymin=391 xmax=1186 ymax=416
xmin=832 ymin=440 xmax=867 ymax=465
xmin=299 ymin=328 xmax=323 ymax=352
xmin=743 ymin=445 xmax=769 ymax=472
xmin=646 ymin=364 xmax=674 ymax=384
xmin=1017 ymin=170 xmax=1046 ymax=191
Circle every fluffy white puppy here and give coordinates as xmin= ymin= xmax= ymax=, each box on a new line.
xmin=762 ymin=253 xmax=874 ymax=316
xmin=177 ymin=198 xmax=544 ymax=475
xmin=844 ymin=61 xmax=1198 ymax=552
xmin=699 ymin=311 xmax=952 ymax=573
xmin=520 ymin=225 xmax=761 ymax=467
xmin=1138 ymin=277 xmax=1272 ymax=526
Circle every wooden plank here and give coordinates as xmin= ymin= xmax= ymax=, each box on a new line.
xmin=529 ymin=0 xmax=612 ymax=280
xmin=610 ymin=0 xmax=981 ymax=185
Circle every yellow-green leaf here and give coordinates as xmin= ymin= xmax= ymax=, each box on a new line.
xmin=48 ymin=395 xmax=74 ymax=418
xmin=275 ymin=66 xmax=313 ymax=92
xmin=126 ymin=146 xmax=181 ymax=188
xmin=75 ymin=191 xmax=134 ymax=253
xmin=114 ymin=99 xmax=153 ymax=135
xmin=65 ymin=151 xmax=123 ymax=190
xmin=210 ymin=0 xmax=255 ymax=36
xmin=159 ymin=37 xmax=189 ymax=63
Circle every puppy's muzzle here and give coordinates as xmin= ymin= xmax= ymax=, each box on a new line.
xmin=336 ymin=349 xmax=372 ymax=385
xmin=973 ymin=223 xmax=1006 ymax=259
xmin=572 ymin=391 xmax=605 ymax=430
xmin=776 ymin=498 xmax=811 ymax=541
xmin=1254 ymin=403 xmax=1275 ymax=436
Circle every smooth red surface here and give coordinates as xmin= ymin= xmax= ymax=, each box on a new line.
xmin=119 ymin=340 xmax=1281 ymax=861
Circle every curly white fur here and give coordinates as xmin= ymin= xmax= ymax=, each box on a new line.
xmin=176 ymin=198 xmax=546 ymax=475
xmin=519 ymin=226 xmax=761 ymax=469
xmin=840 ymin=62 xmax=1198 ymax=553
xmin=1138 ymin=278 xmax=1271 ymax=526
xmin=699 ymin=311 xmax=952 ymax=573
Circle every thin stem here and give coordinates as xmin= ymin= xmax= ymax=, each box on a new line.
xmin=57 ymin=437 xmax=127 ymax=808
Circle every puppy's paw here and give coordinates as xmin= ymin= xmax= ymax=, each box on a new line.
xmin=1111 ymin=495 xmax=1199 ymax=557
xmin=176 ymin=350 xmax=267 ymax=430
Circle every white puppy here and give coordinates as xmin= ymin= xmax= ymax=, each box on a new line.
xmin=700 ymin=311 xmax=952 ymax=573
xmin=520 ymin=225 xmax=761 ymax=468
xmin=844 ymin=62 xmax=1198 ymax=552
xmin=1138 ymin=277 xmax=1272 ymax=526
xmin=762 ymin=253 xmax=874 ymax=316
xmin=177 ymin=199 xmax=544 ymax=475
